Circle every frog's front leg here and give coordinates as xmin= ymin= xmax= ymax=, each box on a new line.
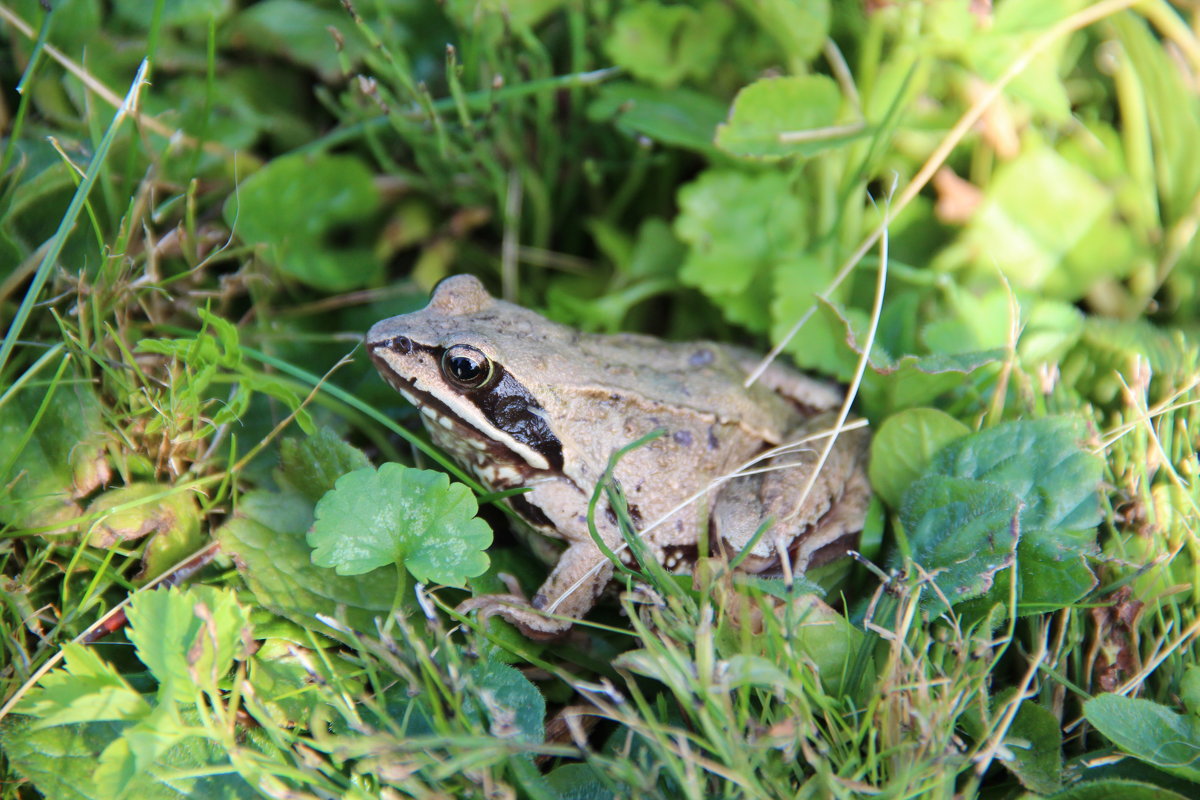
xmin=713 ymin=412 xmax=871 ymax=574
xmin=457 ymin=540 xmax=615 ymax=639
xmin=457 ymin=479 xmax=621 ymax=639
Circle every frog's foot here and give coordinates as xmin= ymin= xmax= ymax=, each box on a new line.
xmin=457 ymin=541 xmax=617 ymax=639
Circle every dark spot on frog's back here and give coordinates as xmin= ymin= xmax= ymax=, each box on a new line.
xmin=689 ymin=348 xmax=715 ymax=368
xmin=707 ymin=426 xmax=719 ymax=450
xmin=673 ymin=430 xmax=694 ymax=447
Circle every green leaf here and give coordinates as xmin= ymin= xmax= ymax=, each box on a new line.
xmin=113 ymin=0 xmax=233 ymax=28
xmin=1182 ymin=666 xmax=1200 ymax=717
xmin=1047 ymin=779 xmax=1195 ymax=800
xmin=868 ymin=408 xmax=970 ymax=509
xmin=799 ymin=294 xmax=1002 ymax=412
xmin=223 ymin=153 xmax=381 ymax=291
xmin=0 ymin=373 xmax=109 ymax=531
xmin=545 ymin=764 xmax=616 ymax=800
xmin=605 ymin=1 xmax=733 ymax=88
xmin=224 ymin=0 xmax=368 ymax=80
xmin=279 ymin=428 xmax=372 ymax=503
xmin=0 ymin=714 xmax=259 ymax=800
xmin=900 ymin=417 xmax=1103 ymax=615
xmin=16 ymin=643 xmax=149 ymax=728
xmin=0 ymin=717 xmax=130 ymax=800
xmin=900 ymin=475 xmax=1020 ymax=614
xmin=962 ymin=146 xmax=1114 ymax=299
xmin=783 ymin=594 xmax=875 ymax=697
xmin=770 ymin=268 xmax=860 ymax=379
xmin=217 ymin=488 xmax=403 ymax=638
xmin=85 ymin=483 xmax=202 ymax=576
xmin=1084 ymin=694 xmax=1200 ymax=783
xmin=1005 ymin=698 xmax=1064 ymax=793
xmin=732 ymin=0 xmax=829 ymax=63
xmin=125 ymin=586 xmax=251 ymax=695
xmin=716 ymin=75 xmax=854 ymax=159
xmin=308 ymin=464 xmax=492 ymax=587
xmin=587 ymin=83 xmax=727 ymax=154
xmin=464 ymin=660 xmax=545 ymax=744
xmin=674 ymin=170 xmax=807 ymax=331
xmin=248 ymin=638 xmax=349 ymax=727
xmin=931 ymin=418 xmax=1103 ymax=533
xmin=136 ymin=311 xmax=315 ymax=435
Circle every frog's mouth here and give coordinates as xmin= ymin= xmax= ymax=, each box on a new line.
xmin=367 ymin=337 xmax=565 ymax=474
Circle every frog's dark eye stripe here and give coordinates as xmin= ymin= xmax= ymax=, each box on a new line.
xmin=471 ymin=366 xmax=564 ymax=472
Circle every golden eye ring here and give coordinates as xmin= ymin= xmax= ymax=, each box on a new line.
xmin=441 ymin=344 xmax=493 ymax=389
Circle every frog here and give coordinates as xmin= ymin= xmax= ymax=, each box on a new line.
xmin=366 ymin=274 xmax=871 ymax=638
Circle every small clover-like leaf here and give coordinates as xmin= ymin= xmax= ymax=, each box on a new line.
xmin=308 ymin=464 xmax=492 ymax=587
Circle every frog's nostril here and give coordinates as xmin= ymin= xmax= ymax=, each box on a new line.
xmin=392 ymin=335 xmax=413 ymax=354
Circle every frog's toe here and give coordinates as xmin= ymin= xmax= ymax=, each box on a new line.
xmin=455 ymin=593 xmax=573 ymax=639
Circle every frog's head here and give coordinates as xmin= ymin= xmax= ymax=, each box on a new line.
xmin=366 ymin=274 xmax=564 ymax=475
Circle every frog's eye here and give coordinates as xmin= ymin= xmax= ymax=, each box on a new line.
xmin=441 ymin=344 xmax=493 ymax=389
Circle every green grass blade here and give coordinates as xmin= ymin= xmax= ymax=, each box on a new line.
xmin=0 ymin=58 xmax=150 ymax=379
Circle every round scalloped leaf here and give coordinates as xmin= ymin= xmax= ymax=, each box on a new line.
xmin=716 ymin=75 xmax=854 ymax=160
xmin=308 ymin=464 xmax=492 ymax=587
xmin=869 ymin=408 xmax=971 ymax=509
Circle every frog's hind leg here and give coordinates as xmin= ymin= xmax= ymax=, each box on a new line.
xmin=713 ymin=413 xmax=871 ymax=575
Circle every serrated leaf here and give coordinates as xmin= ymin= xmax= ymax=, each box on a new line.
xmin=930 ymin=418 xmax=1103 ymax=534
xmin=0 ymin=715 xmax=259 ymax=800
xmin=0 ymin=717 xmax=131 ymax=800
xmin=17 ymin=643 xmax=149 ymax=728
xmin=1084 ymin=694 xmax=1200 ymax=783
xmin=216 ymin=488 xmax=402 ymax=638
xmin=716 ymin=75 xmax=855 ymax=159
xmin=279 ymin=427 xmax=371 ymax=503
xmin=223 ymin=152 xmax=381 ymax=291
xmin=869 ymin=408 xmax=970 ymax=509
xmin=308 ymin=464 xmax=492 ymax=587
xmin=125 ymin=586 xmax=250 ymax=695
